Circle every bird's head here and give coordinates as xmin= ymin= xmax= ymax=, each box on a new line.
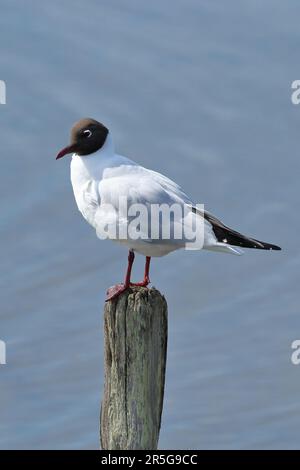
xmin=56 ymin=118 xmax=109 ymax=159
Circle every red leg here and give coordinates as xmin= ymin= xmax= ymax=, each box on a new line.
xmin=124 ymin=250 xmax=135 ymax=286
xmin=130 ymin=256 xmax=151 ymax=287
xmin=106 ymin=250 xmax=135 ymax=301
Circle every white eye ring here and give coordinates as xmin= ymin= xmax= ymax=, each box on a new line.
xmin=83 ymin=129 xmax=92 ymax=138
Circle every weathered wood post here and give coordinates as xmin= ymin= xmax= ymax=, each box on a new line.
xmin=100 ymin=286 xmax=168 ymax=450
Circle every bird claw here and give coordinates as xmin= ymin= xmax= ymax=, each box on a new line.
xmin=105 ymin=278 xmax=151 ymax=301
xmin=105 ymin=284 xmax=129 ymax=302
xmin=130 ymin=278 xmax=150 ymax=288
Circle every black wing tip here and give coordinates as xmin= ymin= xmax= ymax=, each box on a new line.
xmin=201 ymin=209 xmax=282 ymax=251
xmin=267 ymin=244 xmax=281 ymax=251
xmin=253 ymin=241 xmax=281 ymax=251
xmin=250 ymin=240 xmax=282 ymax=251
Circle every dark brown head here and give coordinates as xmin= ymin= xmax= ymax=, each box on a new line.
xmin=56 ymin=118 xmax=109 ymax=159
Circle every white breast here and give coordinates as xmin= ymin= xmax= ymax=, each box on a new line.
xmin=70 ymin=133 xmax=136 ymax=227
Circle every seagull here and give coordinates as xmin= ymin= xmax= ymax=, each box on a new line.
xmin=56 ymin=118 xmax=281 ymax=301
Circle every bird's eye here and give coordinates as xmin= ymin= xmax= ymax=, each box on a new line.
xmin=83 ymin=129 xmax=92 ymax=138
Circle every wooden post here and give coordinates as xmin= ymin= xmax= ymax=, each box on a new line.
xmin=100 ymin=286 xmax=168 ymax=450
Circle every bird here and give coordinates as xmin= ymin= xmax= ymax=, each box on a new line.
xmin=56 ymin=118 xmax=281 ymax=301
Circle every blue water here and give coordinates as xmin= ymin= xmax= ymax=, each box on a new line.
xmin=1 ymin=0 xmax=299 ymax=449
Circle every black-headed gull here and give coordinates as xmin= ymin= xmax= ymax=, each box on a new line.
xmin=56 ymin=118 xmax=281 ymax=300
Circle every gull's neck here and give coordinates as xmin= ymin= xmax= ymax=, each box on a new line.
xmin=71 ymin=132 xmax=116 ymax=181
xmin=97 ymin=132 xmax=115 ymax=156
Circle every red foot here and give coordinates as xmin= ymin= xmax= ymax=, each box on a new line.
xmin=106 ymin=284 xmax=129 ymax=302
xmin=130 ymin=277 xmax=150 ymax=288
xmin=106 ymin=253 xmax=151 ymax=301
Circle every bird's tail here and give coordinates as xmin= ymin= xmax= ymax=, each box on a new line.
xmin=205 ymin=243 xmax=244 ymax=255
xmin=192 ymin=207 xmax=281 ymax=252
xmin=203 ymin=211 xmax=281 ymax=251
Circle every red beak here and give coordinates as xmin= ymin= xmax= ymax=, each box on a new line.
xmin=56 ymin=144 xmax=76 ymax=160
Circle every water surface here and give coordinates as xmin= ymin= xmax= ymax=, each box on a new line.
xmin=0 ymin=0 xmax=299 ymax=449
